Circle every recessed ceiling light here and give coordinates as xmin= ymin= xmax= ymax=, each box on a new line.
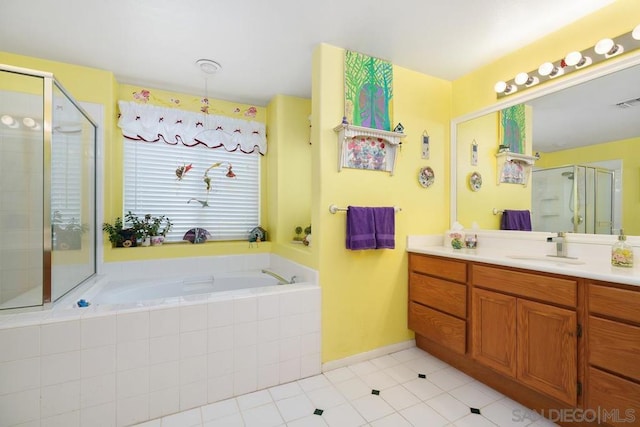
xmin=196 ymin=59 xmax=222 ymax=74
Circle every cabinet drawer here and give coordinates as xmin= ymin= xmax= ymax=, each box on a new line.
xmin=589 ymin=316 xmax=640 ymax=382
xmin=587 ymin=368 xmax=640 ymax=427
xmin=589 ymin=283 xmax=640 ymax=324
xmin=409 ymin=273 xmax=467 ymax=318
xmin=408 ymin=302 xmax=466 ymax=354
xmin=409 ymin=254 xmax=467 ymax=283
xmin=471 ymin=264 xmax=577 ymax=307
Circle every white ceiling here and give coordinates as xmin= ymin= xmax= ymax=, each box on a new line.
xmin=0 ymin=0 xmax=616 ymax=106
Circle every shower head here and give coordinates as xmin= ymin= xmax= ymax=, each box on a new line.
xmin=561 ymin=171 xmax=574 ymax=180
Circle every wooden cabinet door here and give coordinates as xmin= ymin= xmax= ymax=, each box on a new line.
xmin=517 ymin=299 xmax=577 ymax=406
xmin=471 ymin=288 xmax=517 ymax=377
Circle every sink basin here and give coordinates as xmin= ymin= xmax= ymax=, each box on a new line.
xmin=505 ymin=255 xmax=585 ymax=265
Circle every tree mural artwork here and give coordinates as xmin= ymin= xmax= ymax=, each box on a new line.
xmin=344 ymin=50 xmax=393 ymax=131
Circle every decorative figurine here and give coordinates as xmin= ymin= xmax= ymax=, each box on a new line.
xmin=175 ymin=163 xmax=193 ymax=180
xmin=393 ymin=122 xmax=405 ymax=133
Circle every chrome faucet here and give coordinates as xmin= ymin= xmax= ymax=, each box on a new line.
xmin=261 ymin=269 xmax=296 ymax=284
xmin=546 ymin=232 xmax=576 ymax=259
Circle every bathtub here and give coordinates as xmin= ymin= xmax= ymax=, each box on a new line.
xmin=82 ymin=271 xmax=284 ymax=306
xmin=0 ymin=254 xmax=321 ymax=427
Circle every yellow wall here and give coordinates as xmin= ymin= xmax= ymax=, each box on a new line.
xmin=536 ymin=136 xmax=640 ymax=235
xmin=452 ymin=0 xmax=640 ymax=117
xmin=266 ymin=95 xmax=315 ymax=268
xmin=312 ymin=44 xmax=452 ymax=362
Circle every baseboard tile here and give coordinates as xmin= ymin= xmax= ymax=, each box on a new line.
xmin=321 ymin=339 xmax=416 ymax=372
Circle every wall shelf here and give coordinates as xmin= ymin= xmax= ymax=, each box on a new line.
xmin=496 ymin=151 xmax=538 ymax=186
xmin=334 ymin=123 xmax=405 ymax=175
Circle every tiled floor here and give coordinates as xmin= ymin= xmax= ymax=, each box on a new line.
xmin=133 ymin=347 xmax=559 ymax=427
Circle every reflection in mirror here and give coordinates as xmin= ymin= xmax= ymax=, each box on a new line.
xmin=454 ymin=58 xmax=640 ymax=236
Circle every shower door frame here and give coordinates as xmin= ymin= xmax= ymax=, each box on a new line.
xmin=1 ymin=64 xmax=98 ymax=306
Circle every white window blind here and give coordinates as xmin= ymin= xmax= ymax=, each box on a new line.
xmin=124 ymin=140 xmax=260 ymax=241
xmin=51 ymin=134 xmax=82 ymax=224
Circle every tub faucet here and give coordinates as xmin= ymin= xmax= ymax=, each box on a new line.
xmin=261 ymin=269 xmax=295 ymax=284
xmin=546 ymin=232 xmax=577 ymax=259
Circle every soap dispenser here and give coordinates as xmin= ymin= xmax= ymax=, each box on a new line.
xmin=611 ymin=229 xmax=634 ymax=268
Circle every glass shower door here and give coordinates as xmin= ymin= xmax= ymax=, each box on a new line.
xmin=0 ymin=72 xmax=45 ymax=309
xmin=50 ymin=83 xmax=96 ymax=301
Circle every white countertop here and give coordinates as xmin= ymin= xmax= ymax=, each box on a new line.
xmin=407 ymin=232 xmax=640 ymax=288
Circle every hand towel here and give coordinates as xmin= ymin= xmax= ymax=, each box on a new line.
xmin=373 ymin=207 xmax=395 ymax=249
xmin=346 ymin=206 xmax=376 ymax=250
xmin=500 ymin=209 xmax=532 ymax=231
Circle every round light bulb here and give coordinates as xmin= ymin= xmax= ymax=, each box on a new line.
xmin=538 ymin=62 xmax=554 ymax=76
xmin=1 ymin=115 xmax=15 ymax=126
xmin=565 ymin=51 xmax=583 ymax=66
xmin=494 ymin=81 xmax=507 ymax=93
xmin=633 ymin=24 xmax=640 ymax=41
xmin=22 ymin=117 xmax=36 ymax=128
xmin=595 ymin=38 xmax=614 ymax=55
xmin=515 ymin=72 xmax=529 ymax=85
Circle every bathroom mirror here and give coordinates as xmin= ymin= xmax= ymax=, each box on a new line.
xmin=452 ymin=53 xmax=640 ymax=236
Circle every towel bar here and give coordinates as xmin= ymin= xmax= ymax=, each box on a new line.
xmin=493 ymin=208 xmax=504 ymax=215
xmin=329 ymin=204 xmax=401 ymax=214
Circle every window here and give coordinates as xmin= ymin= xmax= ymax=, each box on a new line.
xmin=124 ymin=140 xmax=260 ymax=241
xmin=118 ymin=101 xmax=266 ymax=242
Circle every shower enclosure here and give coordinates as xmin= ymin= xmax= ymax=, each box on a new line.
xmin=531 ymin=165 xmax=615 ymax=234
xmin=0 ymin=65 xmax=97 ymax=310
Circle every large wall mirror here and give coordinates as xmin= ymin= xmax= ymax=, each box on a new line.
xmin=451 ymin=53 xmax=640 ymax=236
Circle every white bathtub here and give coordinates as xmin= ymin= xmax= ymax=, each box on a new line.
xmin=83 ymin=271 xmax=283 ymax=306
xmin=0 ymin=254 xmax=321 ymax=427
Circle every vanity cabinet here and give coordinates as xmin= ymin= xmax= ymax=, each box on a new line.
xmin=471 ymin=264 xmax=578 ymax=406
xmin=408 ymin=254 xmax=467 ymax=355
xmin=408 ymin=251 xmax=640 ymax=426
xmin=586 ymin=282 xmax=640 ymax=426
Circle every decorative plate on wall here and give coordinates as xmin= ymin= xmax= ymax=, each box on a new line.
xmin=469 ymin=171 xmax=482 ymax=192
xmin=418 ymin=166 xmax=435 ymax=188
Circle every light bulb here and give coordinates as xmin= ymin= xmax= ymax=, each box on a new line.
xmin=538 ymin=62 xmax=554 ymax=76
xmin=565 ymin=51 xmax=583 ymax=66
xmin=514 ymin=72 xmax=538 ymax=87
xmin=595 ymin=38 xmax=613 ymax=55
xmin=494 ymin=81 xmax=507 ymax=93
xmin=515 ymin=73 xmax=528 ymax=85
xmin=1 ymin=115 xmax=15 ymax=126
xmin=633 ymin=24 xmax=640 ymax=41
xmin=595 ymin=38 xmax=623 ymax=57
xmin=565 ymin=51 xmax=591 ymax=68
xmin=22 ymin=117 xmax=36 ymax=128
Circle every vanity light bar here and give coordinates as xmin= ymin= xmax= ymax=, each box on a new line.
xmin=495 ymin=24 xmax=640 ymax=98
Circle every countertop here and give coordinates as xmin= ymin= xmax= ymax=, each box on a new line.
xmin=407 ymin=233 xmax=640 ymax=288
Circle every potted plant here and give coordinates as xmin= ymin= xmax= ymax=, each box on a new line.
xmin=125 ymin=212 xmax=172 ymax=246
xmin=147 ymin=214 xmax=172 ymax=246
xmin=125 ymin=211 xmax=149 ymax=246
xmin=303 ymin=225 xmax=312 ymax=247
xmin=102 ymin=216 xmax=137 ymax=247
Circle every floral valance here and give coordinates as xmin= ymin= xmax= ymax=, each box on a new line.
xmin=117 ymin=100 xmax=267 ymax=154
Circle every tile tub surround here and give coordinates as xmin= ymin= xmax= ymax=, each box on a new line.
xmin=408 ymin=230 xmax=640 ymax=287
xmin=0 ymin=254 xmax=320 ymax=427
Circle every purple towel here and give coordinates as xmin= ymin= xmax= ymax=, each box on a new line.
xmin=346 ymin=206 xmax=376 ymax=250
xmin=373 ymin=207 xmax=395 ymax=249
xmin=500 ymin=209 xmax=532 ymax=231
